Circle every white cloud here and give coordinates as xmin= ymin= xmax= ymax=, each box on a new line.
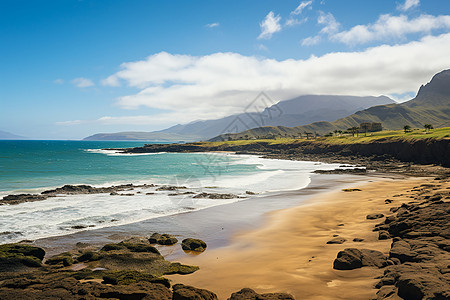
xmin=206 ymin=22 xmax=219 ymax=28
xmin=285 ymin=17 xmax=308 ymax=27
xmin=318 ymin=11 xmax=340 ymax=35
xmin=95 ymin=33 xmax=450 ymax=126
xmin=397 ymin=0 xmax=420 ymax=12
xmin=334 ymin=14 xmax=450 ymax=45
xmin=71 ymin=77 xmax=94 ymax=88
xmin=301 ymin=35 xmax=321 ymax=46
xmin=257 ymin=44 xmax=269 ymax=51
xmin=53 ymin=78 xmax=64 ymax=84
xmin=258 ymin=11 xmax=282 ymax=39
xmin=292 ymin=1 xmax=313 ymax=15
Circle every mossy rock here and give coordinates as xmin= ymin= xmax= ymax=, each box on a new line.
xmin=164 ymin=262 xmax=199 ymax=275
xmin=120 ymin=242 xmax=160 ymax=254
xmin=102 ymin=270 xmax=170 ymax=288
xmin=77 ymin=251 xmax=102 ymax=262
xmin=0 ymin=244 xmax=45 ymax=269
xmin=149 ymin=233 xmax=178 ymax=245
xmin=181 ymin=238 xmax=207 ymax=252
xmin=46 ymin=252 xmax=74 ymax=267
xmin=0 ymin=243 xmax=45 ymax=260
xmin=101 ymin=243 xmax=127 ymax=251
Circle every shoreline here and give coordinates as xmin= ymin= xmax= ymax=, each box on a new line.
xmin=32 ymin=173 xmax=373 ymax=258
xmin=164 ymin=176 xmax=441 ymax=299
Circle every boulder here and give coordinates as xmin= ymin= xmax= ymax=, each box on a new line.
xmin=389 ymin=239 xmax=417 ymax=263
xmin=228 ymin=288 xmax=295 ymax=300
xmin=326 ymin=237 xmax=346 ymax=244
xmin=0 ymin=244 xmax=45 ymax=270
xmin=333 ymin=248 xmax=388 ymax=270
xmin=366 ymin=213 xmax=385 ymax=220
xmin=378 ymin=231 xmax=391 ymax=240
xmin=181 ymin=238 xmax=207 ymax=252
xmin=149 ymin=233 xmax=178 ymax=245
xmin=172 ymin=284 xmax=218 ymax=300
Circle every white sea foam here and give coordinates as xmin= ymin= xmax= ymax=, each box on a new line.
xmin=0 ymin=153 xmax=352 ymax=243
xmin=85 ymin=149 xmax=166 ymax=156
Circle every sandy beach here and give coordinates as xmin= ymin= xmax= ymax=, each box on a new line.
xmin=166 ymin=177 xmax=430 ymax=299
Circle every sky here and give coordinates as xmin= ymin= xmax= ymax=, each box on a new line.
xmin=1 ymin=0 xmax=450 ymax=139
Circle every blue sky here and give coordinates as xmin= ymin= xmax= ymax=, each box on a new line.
xmin=1 ymin=0 xmax=450 ymax=139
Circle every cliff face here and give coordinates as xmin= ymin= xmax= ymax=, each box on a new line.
xmin=119 ymin=138 xmax=450 ymax=167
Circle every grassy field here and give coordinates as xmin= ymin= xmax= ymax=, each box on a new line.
xmin=195 ymin=127 xmax=450 ymax=147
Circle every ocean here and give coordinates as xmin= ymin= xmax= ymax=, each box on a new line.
xmin=0 ymin=140 xmax=344 ymax=244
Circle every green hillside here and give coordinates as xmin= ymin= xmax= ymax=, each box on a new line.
xmin=209 ymin=69 xmax=450 ymax=141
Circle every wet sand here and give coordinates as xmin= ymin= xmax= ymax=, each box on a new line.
xmin=35 ymin=174 xmax=374 ymax=257
xmin=166 ymin=177 xmax=427 ymax=299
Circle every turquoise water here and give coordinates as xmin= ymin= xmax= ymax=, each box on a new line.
xmin=0 ymin=140 xmax=343 ymax=243
xmin=0 ymin=140 xmax=258 ymax=192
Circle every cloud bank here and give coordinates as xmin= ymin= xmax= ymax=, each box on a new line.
xmin=93 ymin=33 xmax=450 ymax=126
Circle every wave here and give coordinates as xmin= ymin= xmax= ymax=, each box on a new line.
xmin=85 ymin=149 xmax=166 ymax=156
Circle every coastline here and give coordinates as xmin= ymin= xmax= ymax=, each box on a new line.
xmin=33 ymin=172 xmax=373 ymax=258
xmin=164 ymin=177 xmax=436 ymax=299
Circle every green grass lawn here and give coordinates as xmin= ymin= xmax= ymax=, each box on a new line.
xmin=195 ymin=127 xmax=450 ymax=147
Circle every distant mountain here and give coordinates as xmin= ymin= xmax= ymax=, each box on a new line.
xmin=0 ymin=130 xmax=26 ymax=140
xmin=84 ymin=95 xmax=394 ymax=141
xmin=83 ymin=131 xmax=202 ymax=142
xmin=210 ymin=69 xmax=450 ymax=141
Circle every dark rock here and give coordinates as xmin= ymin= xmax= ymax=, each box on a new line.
xmin=149 ymin=233 xmax=178 ymax=245
xmin=353 ymin=238 xmax=364 ymax=242
xmin=314 ymin=168 xmax=366 ymax=174
xmin=156 ymin=186 xmax=187 ymax=191
xmin=245 ymin=191 xmax=256 ymax=195
xmin=378 ymin=231 xmax=391 ymax=240
xmin=45 ymin=252 xmax=74 ymax=267
xmin=366 ymin=213 xmax=385 ymax=220
xmin=193 ymin=192 xmax=239 ymax=199
xmin=228 ymin=288 xmax=295 ymax=300
xmin=1 ymin=194 xmax=48 ymax=205
xmin=181 ymin=238 xmax=207 ymax=252
xmin=165 ymin=263 xmax=199 ymax=275
xmin=389 ymin=240 xmax=417 ymax=263
xmin=0 ymin=244 xmax=45 ymax=271
xmin=71 ymin=225 xmax=87 ymax=229
xmin=333 ymin=248 xmax=388 ymax=270
xmin=326 ymin=237 xmax=346 ymax=244
xmin=172 ymin=284 xmax=218 ymax=300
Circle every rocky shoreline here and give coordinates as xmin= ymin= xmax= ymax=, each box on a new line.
xmin=0 ymin=234 xmax=294 ymax=299
xmin=331 ymin=177 xmax=450 ymax=299
xmin=108 ymin=139 xmax=450 ymax=177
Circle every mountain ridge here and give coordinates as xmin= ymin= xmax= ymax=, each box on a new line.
xmin=83 ymin=95 xmax=394 ymax=141
xmin=209 ymin=69 xmax=450 ymax=141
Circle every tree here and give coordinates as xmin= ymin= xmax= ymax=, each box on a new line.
xmin=347 ymin=127 xmax=359 ymax=137
xmin=424 ymin=124 xmax=434 ymax=132
xmin=360 ymin=123 xmax=370 ymax=136
xmin=333 ymin=129 xmax=339 ymax=136
xmin=403 ymin=125 xmax=411 ymax=133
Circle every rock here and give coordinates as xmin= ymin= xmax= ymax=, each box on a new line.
xmin=172 ymin=284 xmax=218 ymax=300
xmin=228 ymin=288 xmax=295 ymax=300
xmin=71 ymin=225 xmax=87 ymax=230
xmin=314 ymin=168 xmax=366 ymax=174
xmin=165 ymin=263 xmax=199 ymax=275
xmin=333 ymin=248 xmax=388 ymax=270
xmin=342 ymin=188 xmax=362 ymax=192
xmin=353 ymin=238 xmax=364 ymax=242
xmin=156 ymin=186 xmax=187 ymax=191
xmin=366 ymin=213 xmax=385 ymax=220
xmin=149 ymin=233 xmax=178 ymax=245
xmin=0 ymin=244 xmax=45 ymax=271
xmin=245 ymin=191 xmax=256 ymax=195
xmin=378 ymin=231 xmax=391 ymax=240
xmin=45 ymin=252 xmax=74 ymax=267
xmin=181 ymin=238 xmax=207 ymax=252
xmin=326 ymin=237 xmax=346 ymax=244
xmin=389 ymin=239 xmax=417 ymax=263
xmin=1 ymin=194 xmax=48 ymax=205
xmin=102 ymin=270 xmax=170 ymax=287
xmin=193 ymin=192 xmax=239 ymax=199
